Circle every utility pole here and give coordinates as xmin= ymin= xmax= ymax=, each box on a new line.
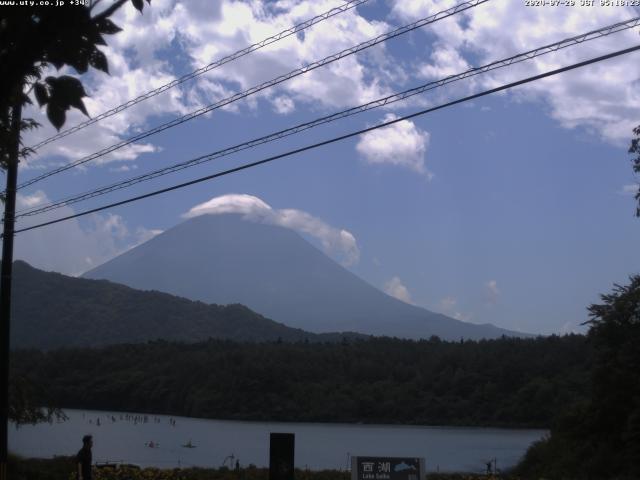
xmin=0 ymin=99 xmax=22 ymax=480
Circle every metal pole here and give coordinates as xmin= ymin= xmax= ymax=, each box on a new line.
xmin=0 ymin=100 xmax=22 ymax=480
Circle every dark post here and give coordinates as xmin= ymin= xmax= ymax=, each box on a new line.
xmin=269 ymin=433 xmax=295 ymax=480
xmin=0 ymin=101 xmax=22 ymax=480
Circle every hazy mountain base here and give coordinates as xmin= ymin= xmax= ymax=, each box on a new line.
xmin=9 ymin=261 xmax=366 ymax=350
xmin=12 ymin=335 xmax=589 ymax=428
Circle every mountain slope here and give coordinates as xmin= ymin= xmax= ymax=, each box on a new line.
xmin=84 ymin=214 xmax=527 ymax=340
xmin=10 ymin=261 xmax=358 ymax=350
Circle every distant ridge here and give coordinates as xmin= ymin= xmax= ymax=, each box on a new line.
xmin=10 ymin=261 xmax=364 ymax=350
xmin=84 ymin=214 xmax=529 ymax=340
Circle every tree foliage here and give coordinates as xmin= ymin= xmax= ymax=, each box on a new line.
xmin=627 ymin=127 xmax=640 ymax=216
xmin=0 ymin=0 xmax=150 ymax=168
xmin=12 ymin=334 xmax=590 ymax=429
xmin=516 ymin=276 xmax=640 ymax=479
xmin=1 ymin=0 xmax=151 ymax=424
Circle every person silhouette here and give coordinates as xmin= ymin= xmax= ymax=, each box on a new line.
xmin=76 ymin=435 xmax=93 ymax=480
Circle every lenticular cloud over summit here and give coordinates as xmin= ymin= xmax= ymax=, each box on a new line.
xmin=183 ymin=194 xmax=360 ymax=266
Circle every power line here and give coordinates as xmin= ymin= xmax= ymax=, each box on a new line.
xmin=11 ymin=44 xmax=640 ymax=236
xmin=28 ymin=0 xmax=371 ymax=151
xmin=15 ymin=16 xmax=640 ymax=219
xmin=15 ymin=0 xmax=489 ymax=191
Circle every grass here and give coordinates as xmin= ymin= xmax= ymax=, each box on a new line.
xmin=7 ymin=455 xmax=521 ymax=480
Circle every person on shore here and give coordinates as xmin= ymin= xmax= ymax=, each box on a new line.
xmin=76 ymin=435 xmax=93 ymax=480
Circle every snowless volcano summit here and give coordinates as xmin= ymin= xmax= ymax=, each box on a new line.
xmin=84 ymin=213 xmax=526 ymax=340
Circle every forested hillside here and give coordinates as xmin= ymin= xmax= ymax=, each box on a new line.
xmin=10 ymin=261 xmax=363 ymax=349
xmin=12 ymin=335 xmax=589 ymax=428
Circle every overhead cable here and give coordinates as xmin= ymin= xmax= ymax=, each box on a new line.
xmin=28 ymin=0 xmax=371 ymax=151
xmin=16 ymin=0 xmax=489 ymax=191
xmin=16 ymin=16 xmax=640 ymax=218
xmin=11 ymin=44 xmax=640 ymax=235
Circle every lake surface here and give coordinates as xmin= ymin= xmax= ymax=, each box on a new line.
xmin=9 ymin=409 xmax=546 ymax=473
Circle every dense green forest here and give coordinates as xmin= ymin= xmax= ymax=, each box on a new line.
xmin=10 ymin=261 xmax=364 ymax=349
xmin=12 ymin=334 xmax=589 ymax=428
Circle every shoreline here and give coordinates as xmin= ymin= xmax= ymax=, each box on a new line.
xmin=24 ymin=407 xmax=552 ymax=431
xmin=9 ymin=455 xmax=520 ymax=480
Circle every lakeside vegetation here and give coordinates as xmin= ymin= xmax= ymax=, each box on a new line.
xmin=12 ymin=334 xmax=589 ymax=428
xmin=512 ymin=276 xmax=640 ymax=479
xmin=9 ymin=276 xmax=640 ymax=478
xmin=6 ymin=455 xmax=518 ymax=480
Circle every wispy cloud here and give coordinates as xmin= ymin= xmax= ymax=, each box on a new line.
xmin=485 ymin=280 xmax=500 ymax=305
xmin=384 ymin=276 xmax=413 ymax=304
xmin=391 ymin=0 xmax=640 ymax=146
xmin=439 ymin=295 xmax=472 ymax=322
xmin=183 ymin=193 xmax=360 ymax=266
xmin=11 ymin=191 xmax=159 ymax=276
xmin=356 ymin=113 xmax=432 ymax=177
xmin=619 ymin=184 xmax=639 ymax=196
xmin=440 ymin=296 xmax=457 ymax=311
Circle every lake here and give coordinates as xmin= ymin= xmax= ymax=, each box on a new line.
xmin=9 ymin=409 xmax=546 ymax=473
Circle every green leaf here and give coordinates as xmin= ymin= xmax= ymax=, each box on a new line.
xmin=94 ymin=34 xmax=108 ymax=46
xmin=96 ymin=18 xmax=122 ymax=35
xmin=46 ymin=103 xmax=66 ymax=131
xmin=47 ymin=75 xmax=87 ymax=102
xmin=69 ymin=47 xmax=90 ymax=74
xmin=20 ymin=119 xmax=41 ymax=132
xmin=71 ymin=98 xmax=89 ymax=117
xmin=89 ymin=49 xmax=109 ymax=74
xmin=34 ymin=82 xmax=49 ymax=106
xmin=45 ymin=75 xmax=89 ymax=119
xmin=132 ymin=0 xmax=144 ymax=12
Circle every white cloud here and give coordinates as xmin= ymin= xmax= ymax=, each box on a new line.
xmin=384 ymin=276 xmax=413 ymax=304
xmin=10 ymin=191 xmax=157 ymax=276
xmin=619 ymin=184 xmax=639 ymax=196
xmin=19 ymin=0 xmax=639 ymax=180
xmin=452 ymin=311 xmax=472 ymax=322
xmin=440 ymin=296 xmax=457 ymax=311
xmin=19 ymin=0 xmax=402 ymax=174
xmin=17 ymin=191 xmax=48 ymax=208
xmin=356 ymin=113 xmax=432 ymax=176
xmin=131 ymin=227 xmax=164 ymax=248
xmin=173 ymin=0 xmax=394 ymax=110
xmin=183 ymin=193 xmax=360 ymax=266
xmin=110 ymin=164 xmax=139 ymax=173
xmin=20 ymin=0 xmax=198 ymax=171
xmin=420 ymin=44 xmax=471 ymax=80
xmin=485 ymin=279 xmax=500 ymax=305
xmin=438 ymin=295 xmax=472 ymax=322
xmin=391 ymin=1 xmax=640 ymax=145
xmin=272 ymin=95 xmax=296 ymax=114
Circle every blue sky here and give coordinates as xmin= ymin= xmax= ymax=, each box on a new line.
xmin=12 ymin=0 xmax=640 ymax=335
